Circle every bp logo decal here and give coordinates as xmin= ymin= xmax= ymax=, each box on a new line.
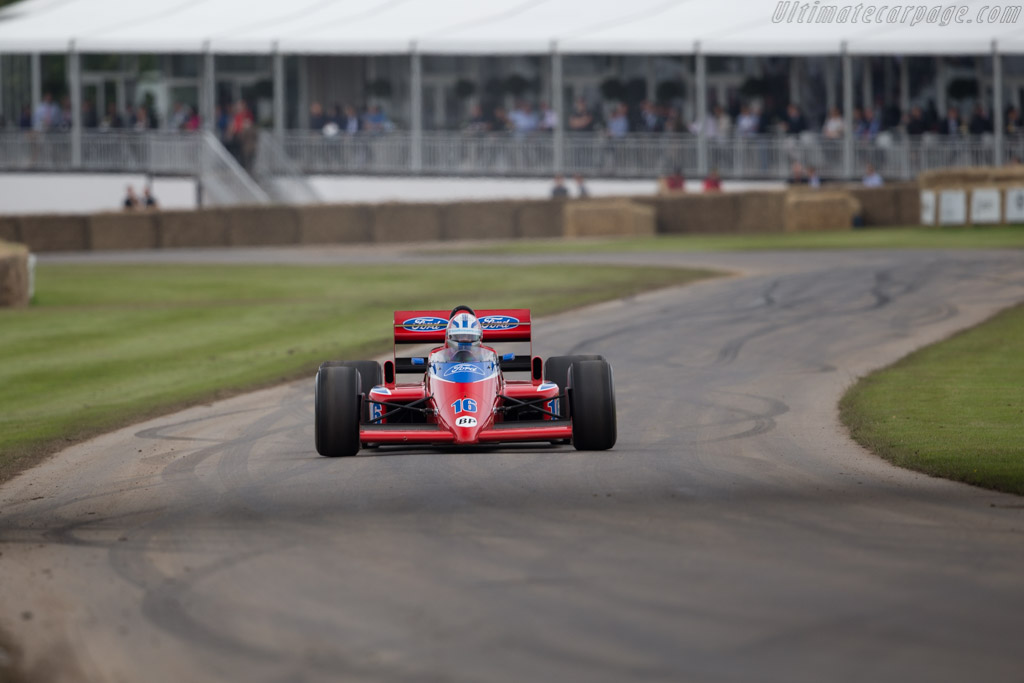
xmin=479 ymin=315 xmax=520 ymax=331
xmin=402 ymin=316 xmax=448 ymax=332
xmin=455 ymin=416 xmax=478 ymax=428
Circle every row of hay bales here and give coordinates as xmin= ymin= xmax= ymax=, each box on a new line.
xmin=918 ymin=166 xmax=1024 ymax=225
xmin=0 ymin=240 xmax=30 ymax=308
xmin=0 ymin=184 xmax=920 ymax=254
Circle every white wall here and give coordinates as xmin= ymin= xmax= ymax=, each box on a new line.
xmin=0 ymin=174 xmax=197 ymax=215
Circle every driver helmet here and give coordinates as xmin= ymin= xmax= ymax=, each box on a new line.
xmin=446 ymin=311 xmax=482 ymax=355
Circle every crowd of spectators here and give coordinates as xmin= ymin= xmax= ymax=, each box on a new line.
xmin=308 ymin=101 xmax=394 ymax=135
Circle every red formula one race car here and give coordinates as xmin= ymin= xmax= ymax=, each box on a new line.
xmin=314 ymin=306 xmax=616 ymax=457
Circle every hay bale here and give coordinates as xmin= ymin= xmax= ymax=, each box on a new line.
xmin=89 ymin=212 xmax=159 ymax=250
xmin=297 ymin=204 xmax=374 ymax=244
xmin=224 ymin=206 xmax=301 ymax=246
xmin=0 ymin=241 xmax=30 ymax=308
xmin=564 ymin=200 xmax=655 ymax=238
xmin=442 ymin=201 xmax=518 ymax=240
xmin=157 ymin=210 xmax=228 ymax=248
xmin=0 ymin=216 xmax=20 ymax=243
xmin=783 ymin=191 xmax=861 ymax=232
xmin=17 ymin=214 xmax=89 ymax=251
xmin=515 ymin=200 xmax=564 ymax=238
xmin=372 ymin=203 xmax=443 ymax=243
xmin=734 ymin=191 xmax=786 ymax=233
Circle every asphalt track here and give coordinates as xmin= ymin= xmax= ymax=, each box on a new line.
xmin=2 ymin=246 xmax=1024 ymax=683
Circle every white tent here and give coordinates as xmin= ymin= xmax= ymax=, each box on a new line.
xmin=2 ymin=0 xmax=1023 ymax=55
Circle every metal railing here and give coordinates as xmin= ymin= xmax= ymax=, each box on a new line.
xmin=253 ymin=131 xmax=322 ymax=204
xmin=1 ymin=129 xmax=1019 ymax=183
xmin=198 ymin=131 xmax=270 ymax=207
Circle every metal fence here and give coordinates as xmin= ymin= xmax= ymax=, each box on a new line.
xmin=1 ymin=129 xmax=1019 ymax=182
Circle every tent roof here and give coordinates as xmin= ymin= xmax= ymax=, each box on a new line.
xmin=1 ymin=0 xmax=1023 ymax=55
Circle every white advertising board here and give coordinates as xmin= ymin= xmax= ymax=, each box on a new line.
xmin=920 ymin=190 xmax=936 ymax=225
xmin=1005 ymin=187 xmax=1024 ymax=223
xmin=938 ymin=190 xmax=967 ymax=225
xmin=970 ymin=188 xmax=1001 ymax=224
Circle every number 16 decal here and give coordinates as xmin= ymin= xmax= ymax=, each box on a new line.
xmin=451 ymin=398 xmax=478 ymax=414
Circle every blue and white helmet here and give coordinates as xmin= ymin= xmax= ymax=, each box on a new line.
xmin=446 ymin=311 xmax=482 ymax=351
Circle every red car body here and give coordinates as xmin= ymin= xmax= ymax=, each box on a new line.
xmin=362 ymin=308 xmax=572 ymax=447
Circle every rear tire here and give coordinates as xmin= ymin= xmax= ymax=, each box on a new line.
xmin=569 ymin=360 xmax=617 ymax=451
xmin=315 ymin=365 xmax=361 ymax=457
xmin=544 ymin=355 xmax=605 ymax=418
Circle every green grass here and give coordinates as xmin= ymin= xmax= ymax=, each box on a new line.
xmin=841 ymin=304 xmax=1024 ymax=495
xmin=456 ymin=226 xmax=1024 ymax=255
xmin=0 ymin=262 xmax=715 ymax=480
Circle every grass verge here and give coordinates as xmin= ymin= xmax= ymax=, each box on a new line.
xmin=0 ymin=262 xmax=716 ymax=482
xmin=840 ymin=303 xmax=1024 ymax=495
xmin=457 ymin=225 xmax=1024 ymax=255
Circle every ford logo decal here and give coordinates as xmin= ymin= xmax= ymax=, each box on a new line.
xmin=402 ymin=316 xmax=448 ymax=332
xmin=479 ymin=315 xmax=519 ymax=331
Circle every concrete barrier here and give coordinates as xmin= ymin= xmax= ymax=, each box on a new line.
xmin=564 ymin=199 xmax=656 ymax=238
xmin=157 ymin=210 xmax=228 ymax=248
xmin=88 ymin=212 xmax=160 ymax=250
xmin=783 ymin=191 xmax=860 ymax=232
xmin=225 ymin=207 xmax=301 ymax=246
xmin=0 ymin=241 xmax=30 ymax=308
xmin=17 ymin=215 xmax=89 ymax=252
xmin=442 ymin=201 xmax=519 ymax=241
xmin=297 ymin=204 xmax=374 ymax=244
xmin=514 ymin=200 xmax=565 ymax=238
xmin=372 ymin=203 xmax=444 ymax=243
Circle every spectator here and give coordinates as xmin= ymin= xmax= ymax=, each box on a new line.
xmin=736 ymin=105 xmax=759 ymax=137
xmin=169 ymin=102 xmax=188 ymax=131
xmin=568 ymin=97 xmax=596 ymax=133
xmin=101 ymin=102 xmax=124 ymax=130
xmin=491 ymin=106 xmax=511 ymax=133
xmin=343 ymin=105 xmax=361 ymax=134
xmin=215 ymin=104 xmax=230 ymax=140
xmin=863 ymin=163 xmax=883 ymax=187
xmin=310 ymin=102 xmax=326 ymax=131
xmin=663 ymin=106 xmax=685 ymax=134
xmin=940 ymin=106 xmax=962 ymax=136
xmin=807 ymin=165 xmax=821 ymax=188
xmin=143 ymin=185 xmax=159 ymax=210
xmin=607 ymin=103 xmax=629 ymax=138
xmin=822 ymin=106 xmax=844 ymax=139
xmin=133 ymin=106 xmax=149 ymax=132
xmin=365 ymin=105 xmax=391 ymax=133
xmin=784 ymin=103 xmax=806 ymax=135
xmin=551 ymin=174 xmax=569 ymax=198
xmin=509 ymin=101 xmax=539 ymax=137
xmin=856 ymin=107 xmax=881 ymax=139
xmin=639 ymin=100 xmax=663 ymax=133
xmin=788 ymin=161 xmax=807 ymax=184
xmin=689 ymin=111 xmax=718 ymax=138
xmin=464 ymin=103 xmax=490 ymax=133
xmin=18 ymin=105 xmax=32 ymax=130
xmin=574 ymin=174 xmax=589 ymax=198
xmin=968 ymin=104 xmax=991 ymax=135
xmin=539 ymin=102 xmax=558 ymax=132
xmin=123 ymin=185 xmax=139 ymax=211
xmin=904 ymin=106 xmax=926 ymax=135
xmin=1006 ymin=107 xmax=1022 ymax=136
xmin=702 ymin=168 xmax=722 ymax=192
xmin=713 ymin=105 xmax=731 ymax=138
xmin=33 ymin=93 xmax=58 ymax=132
xmin=184 ymin=106 xmax=200 ymax=131
xmin=82 ymin=100 xmax=98 ymax=129
xmin=851 ymin=107 xmax=866 ymax=138
xmin=659 ymin=167 xmax=685 ymax=193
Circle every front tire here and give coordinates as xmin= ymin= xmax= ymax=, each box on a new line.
xmin=544 ymin=355 xmax=605 ymax=419
xmin=315 ymin=365 xmax=361 ymax=457
xmin=569 ymin=360 xmax=617 ymax=451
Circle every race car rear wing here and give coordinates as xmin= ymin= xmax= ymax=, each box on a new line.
xmin=393 ymin=309 xmax=532 ymax=374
